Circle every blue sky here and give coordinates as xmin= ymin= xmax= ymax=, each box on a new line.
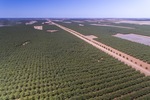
xmin=0 ymin=0 xmax=150 ymax=18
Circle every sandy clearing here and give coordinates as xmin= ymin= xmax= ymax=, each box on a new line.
xmin=91 ymin=24 xmax=135 ymax=29
xmin=79 ymin=24 xmax=84 ymax=26
xmin=34 ymin=26 xmax=43 ymax=30
xmin=113 ymin=33 xmax=150 ymax=46
xmin=52 ymin=21 xmax=150 ymax=76
xmin=115 ymin=21 xmax=150 ymax=25
xmin=26 ymin=21 xmax=37 ymax=25
xmin=44 ymin=21 xmax=54 ymax=25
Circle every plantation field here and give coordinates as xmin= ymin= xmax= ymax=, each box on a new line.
xmin=0 ymin=20 xmax=150 ymax=100
xmin=56 ymin=20 xmax=150 ymax=63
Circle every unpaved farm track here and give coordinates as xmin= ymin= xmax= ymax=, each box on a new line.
xmin=52 ymin=21 xmax=150 ymax=76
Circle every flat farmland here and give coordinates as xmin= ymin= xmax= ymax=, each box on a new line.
xmin=56 ymin=20 xmax=150 ymax=63
xmin=0 ymin=20 xmax=150 ymax=100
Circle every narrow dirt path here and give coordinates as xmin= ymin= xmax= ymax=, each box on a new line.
xmin=52 ymin=21 xmax=150 ymax=76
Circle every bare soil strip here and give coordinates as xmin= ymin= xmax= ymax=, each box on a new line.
xmin=47 ymin=30 xmax=58 ymax=33
xmin=115 ymin=21 xmax=150 ymax=25
xmin=52 ymin=21 xmax=150 ymax=76
xmin=26 ymin=21 xmax=37 ymax=25
xmin=85 ymin=35 xmax=98 ymax=40
xmin=91 ymin=24 xmax=135 ymax=29
xmin=73 ymin=21 xmax=84 ymax=23
xmin=0 ymin=25 xmax=11 ymax=27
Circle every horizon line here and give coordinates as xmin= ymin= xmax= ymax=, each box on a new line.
xmin=0 ymin=17 xmax=150 ymax=19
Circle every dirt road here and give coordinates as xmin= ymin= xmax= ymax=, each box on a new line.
xmin=52 ymin=21 xmax=150 ymax=76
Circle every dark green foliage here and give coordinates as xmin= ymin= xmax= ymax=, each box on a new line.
xmin=0 ymin=20 xmax=150 ymax=99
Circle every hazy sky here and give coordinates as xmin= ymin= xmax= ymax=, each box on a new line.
xmin=0 ymin=0 xmax=150 ymax=18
